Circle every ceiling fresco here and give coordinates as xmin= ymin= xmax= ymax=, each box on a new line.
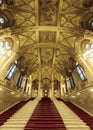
xmin=39 ymin=31 xmax=56 ymax=43
xmin=39 ymin=0 xmax=59 ymax=26
xmin=40 ymin=48 xmax=54 ymax=66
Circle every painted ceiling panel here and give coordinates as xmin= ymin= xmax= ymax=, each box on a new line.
xmin=41 ymin=48 xmax=54 ymax=66
xmin=39 ymin=0 xmax=59 ymax=26
xmin=39 ymin=31 xmax=56 ymax=43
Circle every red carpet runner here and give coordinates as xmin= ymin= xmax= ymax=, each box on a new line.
xmin=0 ymin=98 xmax=35 ymax=126
xmin=25 ymin=98 xmax=66 ymax=130
xmin=58 ymin=98 xmax=93 ymax=130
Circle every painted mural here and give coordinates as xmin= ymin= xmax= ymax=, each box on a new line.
xmin=39 ymin=31 xmax=56 ymax=42
xmin=39 ymin=0 xmax=59 ymax=26
xmin=41 ymin=48 xmax=54 ymax=65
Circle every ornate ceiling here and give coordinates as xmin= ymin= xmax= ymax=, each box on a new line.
xmin=3 ymin=0 xmax=92 ymax=80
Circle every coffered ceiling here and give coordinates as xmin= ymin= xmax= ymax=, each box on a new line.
xmin=8 ymin=0 xmax=89 ymax=80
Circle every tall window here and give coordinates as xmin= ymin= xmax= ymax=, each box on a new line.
xmin=69 ymin=74 xmax=75 ymax=90
xmin=64 ymin=79 xmax=69 ymax=93
xmin=24 ymin=79 xmax=28 ymax=92
xmin=6 ymin=61 xmax=18 ymax=80
xmin=16 ymin=73 xmax=23 ymax=88
xmin=75 ymin=63 xmax=86 ymax=81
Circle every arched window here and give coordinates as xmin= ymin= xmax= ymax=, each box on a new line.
xmin=0 ymin=38 xmax=12 ymax=59
xmin=5 ymin=41 xmax=10 ymax=49
xmin=69 ymin=74 xmax=75 ymax=90
xmin=0 ymin=14 xmax=7 ymax=28
xmin=0 ymin=17 xmax=4 ymax=24
xmin=0 ymin=10 xmax=15 ymax=28
xmin=83 ymin=41 xmax=93 ymax=61
xmin=6 ymin=61 xmax=18 ymax=80
xmin=91 ymin=21 xmax=93 ymax=26
xmin=91 ymin=43 xmax=93 ymax=48
xmin=85 ymin=43 xmax=89 ymax=49
xmin=84 ymin=43 xmax=93 ymax=50
xmin=75 ymin=62 xmax=86 ymax=81
xmin=0 ymin=41 xmax=6 ymax=58
xmin=0 ymin=0 xmax=3 ymax=4
xmin=81 ymin=12 xmax=93 ymax=31
xmin=16 ymin=73 xmax=23 ymax=88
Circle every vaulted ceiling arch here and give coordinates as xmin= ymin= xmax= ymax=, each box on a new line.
xmin=0 ymin=0 xmax=93 ymax=81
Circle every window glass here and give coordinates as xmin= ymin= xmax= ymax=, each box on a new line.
xmin=76 ymin=66 xmax=85 ymax=81
xmin=0 ymin=39 xmax=12 ymax=58
xmin=7 ymin=72 xmax=12 ymax=80
xmin=91 ymin=44 xmax=93 ymax=49
xmin=15 ymin=60 xmax=18 ymax=64
xmin=77 ymin=67 xmax=81 ymax=74
xmin=16 ymin=73 xmax=20 ymax=86
xmin=70 ymin=75 xmax=75 ymax=89
xmin=5 ymin=41 xmax=10 ymax=49
xmin=7 ymin=50 xmax=12 ymax=57
xmin=0 ymin=41 xmax=4 ymax=48
xmin=16 ymin=74 xmax=23 ymax=88
xmin=66 ymin=79 xmax=71 ymax=91
xmin=11 ymin=65 xmax=16 ymax=73
xmin=80 ymin=73 xmax=85 ymax=81
xmin=0 ymin=0 xmax=2 ymax=4
xmin=76 ymin=61 xmax=78 ymax=66
xmin=6 ymin=64 xmax=17 ymax=80
xmin=0 ymin=48 xmax=6 ymax=55
xmin=85 ymin=43 xmax=89 ymax=49
xmin=91 ymin=21 xmax=93 ymax=26
xmin=18 ymin=75 xmax=23 ymax=87
xmin=79 ymin=66 xmax=86 ymax=77
xmin=0 ymin=17 xmax=4 ymax=24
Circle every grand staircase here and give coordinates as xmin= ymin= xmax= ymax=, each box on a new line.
xmin=0 ymin=98 xmax=39 ymax=130
xmin=25 ymin=97 xmax=66 ymax=130
xmin=59 ymin=99 xmax=93 ymax=130
xmin=0 ymin=97 xmax=92 ymax=130
xmin=54 ymin=98 xmax=90 ymax=130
